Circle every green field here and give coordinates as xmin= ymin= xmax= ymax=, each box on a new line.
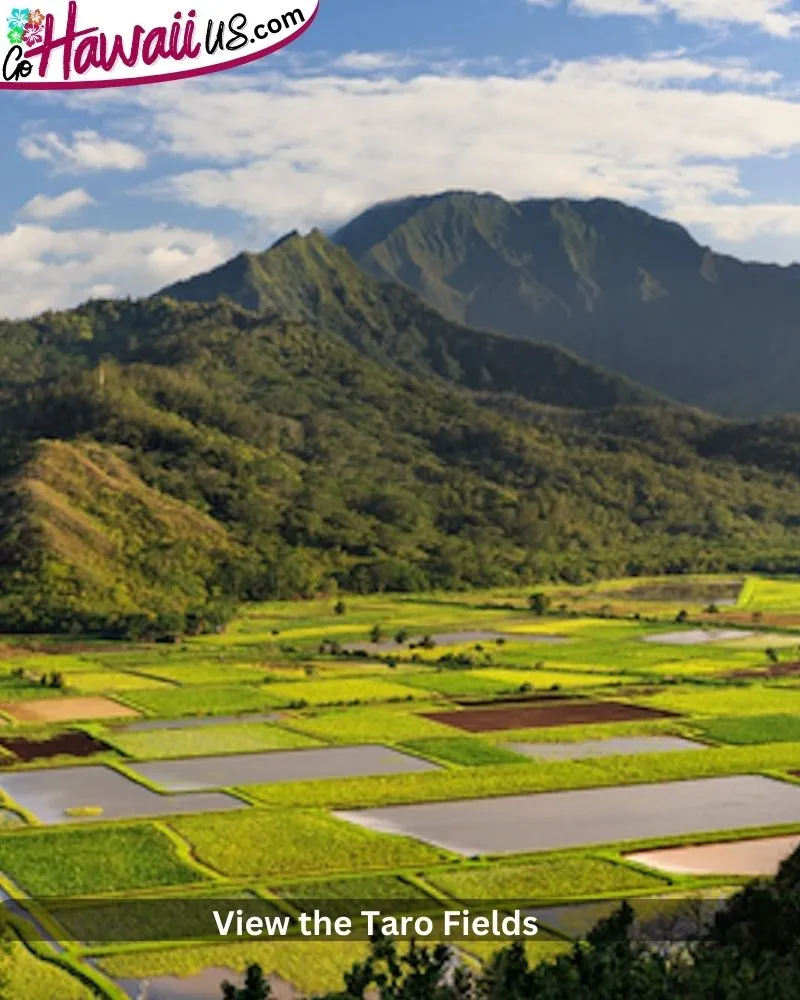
xmin=0 ymin=578 xmax=799 ymax=997
xmin=400 ymin=737 xmax=529 ymax=766
xmin=104 ymin=722 xmax=321 ymax=759
xmin=0 ymin=824 xmax=208 ymax=896
xmin=168 ymin=809 xmax=451 ymax=879
xmin=122 ymin=685 xmax=281 ymax=717
xmin=424 ymin=855 xmax=669 ymax=901
xmin=695 ymin=713 xmax=800 ymax=745
xmin=3 ymin=940 xmax=97 ymax=999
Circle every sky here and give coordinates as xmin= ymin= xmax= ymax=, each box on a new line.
xmin=3 ymin=0 xmax=800 ymax=316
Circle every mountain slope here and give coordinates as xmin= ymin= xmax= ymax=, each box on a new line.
xmin=2 ymin=237 xmax=800 ymax=631
xmin=159 ymin=230 xmax=663 ymax=412
xmin=334 ymin=191 xmax=800 ymax=418
xmin=1 ymin=291 xmax=800 ymax=633
xmin=0 ymin=438 xmax=236 ymax=633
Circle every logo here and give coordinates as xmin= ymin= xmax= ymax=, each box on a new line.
xmin=1 ymin=1 xmax=318 ymax=89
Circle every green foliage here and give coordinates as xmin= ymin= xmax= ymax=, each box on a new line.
xmin=222 ymin=963 xmax=272 ymax=999
xmin=301 ymin=844 xmax=800 ymax=998
xmin=0 ymin=824 xmax=207 ymax=895
xmin=169 ymin=809 xmax=449 ymax=879
xmin=400 ymin=737 xmax=529 ymax=767
xmin=425 ymin=856 xmax=666 ymax=902
xmin=5 ymin=233 xmax=800 ymax=632
xmin=124 ymin=685 xmax=279 ymax=717
xmin=106 ymin=722 xmax=321 ymax=759
xmin=695 ymin=714 xmax=800 ymax=745
xmin=274 ymin=875 xmax=426 ymax=919
xmin=528 ymin=593 xmax=550 ymax=615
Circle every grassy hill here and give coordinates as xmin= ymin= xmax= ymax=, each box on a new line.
xmin=334 ymin=191 xmax=800 ymax=418
xmin=0 ymin=234 xmax=800 ymax=631
xmin=0 ymin=438 xmax=236 ymax=634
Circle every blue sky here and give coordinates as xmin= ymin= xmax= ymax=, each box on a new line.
xmin=2 ymin=0 xmax=800 ymax=315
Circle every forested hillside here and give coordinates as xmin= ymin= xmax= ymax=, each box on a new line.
xmin=1 ymin=233 xmax=800 ymax=632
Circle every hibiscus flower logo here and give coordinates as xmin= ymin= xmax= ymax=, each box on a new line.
xmin=7 ymin=8 xmax=46 ymax=47
xmin=23 ymin=17 xmax=42 ymax=45
xmin=7 ymin=7 xmax=29 ymax=30
xmin=6 ymin=7 xmax=27 ymax=43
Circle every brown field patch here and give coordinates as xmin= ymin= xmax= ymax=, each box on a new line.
xmin=726 ymin=661 xmax=800 ymax=681
xmin=422 ymin=700 xmax=678 ymax=732
xmin=0 ymin=731 xmax=111 ymax=762
xmin=698 ymin=611 xmax=800 ymax=628
xmin=0 ymin=696 xmax=139 ymax=724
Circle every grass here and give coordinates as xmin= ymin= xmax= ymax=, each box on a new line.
xmin=272 ymin=874 xmax=428 ymax=918
xmin=637 ymin=683 xmax=800 ymax=717
xmin=694 ymin=714 xmax=800 ymax=745
xmin=397 ymin=672 xmax=520 ymax=697
xmin=0 ymin=824 xmax=207 ymax=896
xmin=133 ymin=662 xmax=271 ymax=686
xmin=104 ymin=722 xmax=322 ymax=759
xmin=737 ymin=576 xmax=800 ymax=611
xmin=3 ymin=940 xmax=96 ymax=999
xmin=477 ymin=668 xmax=628 ymax=689
xmin=425 ymin=856 xmax=669 ymax=901
xmin=248 ymin=741 xmax=800 ymax=810
xmin=283 ymin=706 xmax=456 ymax=744
xmin=169 ymin=809 xmax=449 ymax=879
xmin=263 ymin=677 xmax=431 ymax=707
xmin=122 ymin=685 xmax=280 ymax=718
xmin=66 ymin=670 xmax=172 ymax=693
xmin=401 ymin=737 xmax=529 ymax=767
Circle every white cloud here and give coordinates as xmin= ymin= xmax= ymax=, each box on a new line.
xmin=671 ymin=200 xmax=800 ymax=241
xmin=19 ymin=188 xmax=94 ymax=221
xmin=18 ymin=130 xmax=147 ymax=172
xmin=0 ymin=224 xmax=231 ymax=318
xmin=15 ymin=49 xmax=800 ymax=311
xmin=331 ymin=52 xmax=416 ymax=71
xmin=101 ymin=55 xmax=800 ymax=245
xmin=546 ymin=0 xmax=800 ymax=37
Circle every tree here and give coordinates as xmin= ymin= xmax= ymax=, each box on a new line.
xmin=528 ymin=593 xmax=550 ymax=615
xmin=334 ymin=600 xmax=346 ymax=615
xmin=395 ymin=629 xmax=409 ymax=644
xmin=221 ymin=963 xmax=271 ymax=999
xmin=766 ymin=647 xmax=780 ymax=664
xmin=370 ymin=624 xmax=384 ymax=644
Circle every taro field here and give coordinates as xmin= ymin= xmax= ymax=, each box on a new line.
xmin=0 ymin=574 xmax=798 ymax=997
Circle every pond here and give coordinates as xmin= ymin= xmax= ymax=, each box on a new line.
xmin=505 ymin=736 xmax=705 ymax=761
xmin=336 ymin=775 xmax=800 ymax=856
xmin=0 ymin=765 xmax=245 ymax=825
xmin=127 ymin=745 xmax=439 ymax=792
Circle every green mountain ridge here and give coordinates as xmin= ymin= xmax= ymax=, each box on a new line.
xmin=334 ymin=190 xmax=800 ymax=417
xmin=160 ymin=229 xmax=663 ymax=412
xmin=1 ymin=232 xmax=800 ymax=632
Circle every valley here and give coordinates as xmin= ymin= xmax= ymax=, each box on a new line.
xmin=0 ymin=576 xmax=795 ymax=995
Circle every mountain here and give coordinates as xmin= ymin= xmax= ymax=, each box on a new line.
xmin=334 ymin=191 xmax=800 ymax=418
xmin=160 ymin=229 xmax=662 ymax=412
xmin=1 ymin=234 xmax=800 ymax=633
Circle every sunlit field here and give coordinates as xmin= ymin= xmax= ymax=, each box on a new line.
xmin=1 ymin=574 xmax=800 ymax=997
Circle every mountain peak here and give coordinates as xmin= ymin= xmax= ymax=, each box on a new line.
xmin=333 ymin=189 xmax=800 ymax=416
